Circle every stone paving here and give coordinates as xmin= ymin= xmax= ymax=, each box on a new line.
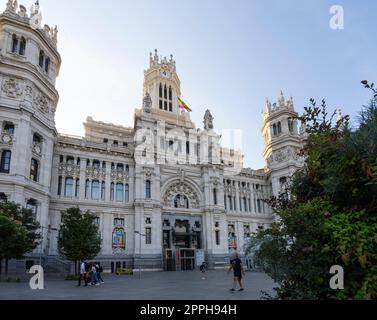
xmin=0 ymin=270 xmax=277 ymax=300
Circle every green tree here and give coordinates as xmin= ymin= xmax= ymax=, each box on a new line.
xmin=0 ymin=202 xmax=40 ymax=276
xmin=248 ymin=85 xmax=377 ymax=300
xmin=57 ymin=207 xmax=101 ymax=275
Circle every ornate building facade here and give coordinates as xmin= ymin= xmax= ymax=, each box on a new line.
xmin=0 ymin=2 xmax=305 ymax=273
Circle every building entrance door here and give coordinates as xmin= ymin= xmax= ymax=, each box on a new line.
xmin=164 ymin=249 xmax=175 ymax=271
xmin=179 ymin=249 xmax=195 ymax=271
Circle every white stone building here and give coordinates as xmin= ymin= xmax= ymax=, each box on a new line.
xmin=0 ymin=2 xmax=305 ymax=273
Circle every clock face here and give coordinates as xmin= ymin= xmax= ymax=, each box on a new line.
xmin=161 ymin=70 xmax=170 ymax=78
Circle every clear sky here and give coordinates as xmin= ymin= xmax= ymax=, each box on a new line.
xmin=20 ymin=0 xmax=377 ymax=169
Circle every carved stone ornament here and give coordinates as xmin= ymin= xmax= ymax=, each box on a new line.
xmin=143 ymin=92 xmax=152 ymax=114
xmin=163 ymin=182 xmax=200 ymax=209
xmin=204 ymin=109 xmax=214 ymax=130
xmin=1 ymin=78 xmax=22 ymax=98
xmin=86 ymin=167 xmax=106 ymax=180
xmin=32 ymin=142 xmax=42 ymax=156
xmin=58 ymin=164 xmax=80 ymax=177
xmin=111 ymin=169 xmax=129 ymax=182
xmin=1 ymin=133 xmax=13 ymax=145
xmin=34 ymin=91 xmax=49 ymax=113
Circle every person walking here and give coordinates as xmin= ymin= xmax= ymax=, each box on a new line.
xmin=96 ymin=263 xmax=104 ymax=284
xmin=91 ymin=262 xmax=100 ymax=286
xmin=78 ymin=260 xmax=86 ymax=287
xmin=228 ymin=252 xmax=246 ymax=292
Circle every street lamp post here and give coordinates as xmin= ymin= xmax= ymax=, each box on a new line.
xmin=134 ymin=231 xmax=146 ymax=279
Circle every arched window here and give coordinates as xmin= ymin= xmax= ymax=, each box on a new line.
xmin=91 ymin=180 xmax=100 ymax=200
xmin=145 ymin=180 xmax=151 ymax=199
xmin=64 ymin=177 xmax=74 ymax=197
xmin=0 ymin=150 xmax=12 ymax=173
xmin=116 ymin=183 xmax=124 ymax=202
xmin=39 ymin=50 xmax=44 ymax=68
xmin=33 ymin=133 xmax=42 ymax=144
xmin=110 ymin=182 xmax=114 ymax=201
xmin=288 ymin=119 xmax=294 ymax=133
xmin=3 ymin=123 xmax=15 ymax=135
xmin=116 ymin=164 xmax=124 ymax=172
xmin=45 ymin=57 xmax=50 ymax=73
xmin=66 ymin=156 xmax=74 ymax=165
xmin=112 ymin=227 xmax=126 ymax=250
xmin=277 ymin=122 xmax=282 ymax=135
xmin=30 ymin=158 xmax=39 ymax=182
xmin=125 ymin=165 xmax=129 ymax=173
xmin=11 ymin=34 xmax=18 ymax=53
xmin=92 ymin=160 xmax=100 ymax=168
xmin=125 ymin=184 xmax=129 ymax=202
xmin=273 ymin=124 xmax=277 ymax=136
xmin=101 ymin=181 xmax=105 ymax=200
xmin=159 ymin=83 xmax=163 ymax=98
xmin=19 ymin=37 xmax=26 ymax=55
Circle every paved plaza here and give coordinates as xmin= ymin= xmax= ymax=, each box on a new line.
xmin=0 ymin=270 xmax=277 ymax=300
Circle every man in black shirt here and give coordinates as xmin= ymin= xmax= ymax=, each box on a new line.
xmin=228 ymin=252 xmax=246 ymax=292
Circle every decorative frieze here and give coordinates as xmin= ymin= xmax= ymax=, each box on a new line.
xmin=111 ymin=169 xmax=129 ymax=182
xmin=86 ymin=166 xmax=106 ymax=180
xmin=58 ymin=163 xmax=80 ymax=177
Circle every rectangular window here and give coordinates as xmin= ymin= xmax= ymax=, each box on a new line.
xmin=169 ymin=102 xmax=172 ymax=112
xmin=239 ymin=197 xmax=242 ymax=212
xmin=30 ymin=158 xmax=39 ymax=182
xmin=58 ymin=176 xmax=62 ymax=196
xmin=110 ymin=183 xmax=114 ymax=201
xmin=228 ymin=196 xmax=233 ymax=211
xmin=215 ymin=230 xmax=220 ymax=246
xmin=257 ymin=199 xmax=262 ymax=213
xmin=146 ymin=227 xmax=152 ymax=245
xmin=159 ymin=100 xmax=163 ymax=109
xmin=224 ymin=195 xmax=227 ymax=210
xmin=91 ymin=181 xmax=100 ymax=200
xmin=164 ymin=101 xmax=167 ymax=111
xmin=248 ymin=199 xmax=251 ymax=212
xmin=64 ymin=177 xmax=74 ymax=197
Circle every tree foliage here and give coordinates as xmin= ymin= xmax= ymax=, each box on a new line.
xmin=0 ymin=202 xmax=40 ymax=275
xmin=248 ymin=84 xmax=377 ymax=300
xmin=57 ymin=207 xmax=101 ymax=274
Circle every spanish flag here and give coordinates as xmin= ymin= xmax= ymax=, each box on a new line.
xmin=178 ymin=97 xmax=192 ymax=112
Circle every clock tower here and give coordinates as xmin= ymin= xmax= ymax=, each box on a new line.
xmin=143 ymin=49 xmax=181 ymax=116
